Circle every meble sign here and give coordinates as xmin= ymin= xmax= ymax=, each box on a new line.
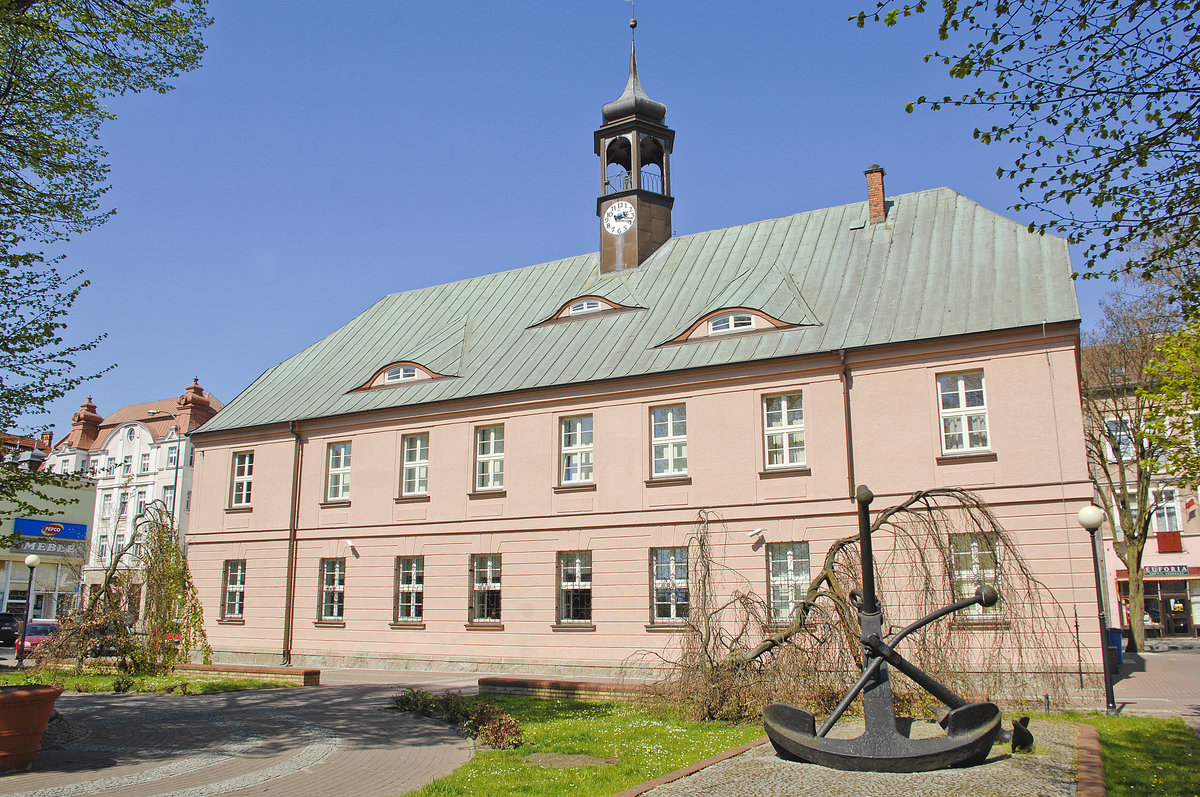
xmin=14 ymin=518 xmax=87 ymax=541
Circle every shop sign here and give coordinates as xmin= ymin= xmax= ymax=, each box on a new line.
xmin=1145 ymin=564 xmax=1190 ymax=577
xmin=13 ymin=518 xmax=87 ymax=541
xmin=10 ymin=538 xmax=83 ymax=557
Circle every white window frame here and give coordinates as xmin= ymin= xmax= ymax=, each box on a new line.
xmin=326 ymin=442 xmax=351 ymax=501
xmin=763 ymin=393 xmax=805 ymax=469
xmin=126 ymin=428 xmax=135 ymax=442
xmin=385 ymin=365 xmax=419 ymax=384
xmin=394 ymin=556 xmax=424 ymax=622
xmin=118 ymin=492 xmax=129 ymax=516
xmin=96 ymin=535 xmax=109 ymax=565
xmin=231 ymin=451 xmax=254 ymax=507
xmin=709 ymin=312 xmax=755 ymax=335
xmin=166 ymin=445 xmax=178 ymax=468
xmin=558 ymin=550 xmax=593 ymax=624
xmin=1152 ymin=487 xmax=1182 ymax=534
xmin=122 ymin=455 xmax=132 ymax=476
xmin=106 ymin=456 xmax=116 ymax=475
xmin=937 ymin=371 xmax=989 ymax=454
xmin=135 ymin=490 xmax=146 ymax=516
xmin=651 ymin=546 xmax=689 ymax=624
xmin=951 ymin=532 xmax=1002 ymax=619
xmin=139 ymin=452 xmax=150 ymax=473
xmin=470 ymin=554 xmax=502 ymax=623
xmin=474 ymin=425 xmax=504 ymax=491
xmin=100 ymin=492 xmax=113 ymax=519
xmin=567 ymin=299 xmax=603 ymax=316
xmin=560 ymin=415 xmax=594 ymax=485
xmin=1106 ymin=418 xmax=1135 ymax=462
xmin=222 ymin=560 xmax=246 ymax=619
xmin=162 ymin=485 xmax=176 ymax=513
xmin=320 ymin=558 xmax=346 ymax=621
xmin=401 ymin=433 xmax=429 ymax=497
xmin=767 ymin=542 xmax=811 ymax=622
xmin=650 ymin=405 xmax=687 ymax=477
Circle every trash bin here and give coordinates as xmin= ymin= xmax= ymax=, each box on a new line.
xmin=1107 ymin=628 xmax=1124 ymax=665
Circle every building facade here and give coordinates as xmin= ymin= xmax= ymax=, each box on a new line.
xmin=188 ymin=54 xmax=1099 ymax=679
xmin=46 ymin=380 xmax=221 ymax=601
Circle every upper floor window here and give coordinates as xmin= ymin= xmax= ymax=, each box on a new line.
xmin=475 ymin=425 xmax=504 ymax=491
xmin=1152 ymin=488 xmax=1182 ymax=534
xmin=326 ymin=442 xmax=351 ymax=501
xmin=385 ymin=365 xmax=418 ymax=384
xmin=231 ymin=452 xmax=254 ymax=506
xmin=135 ymin=490 xmax=146 ymax=516
xmin=567 ymin=299 xmax=603 ymax=316
xmin=558 ymin=551 xmax=592 ymax=624
xmin=651 ymin=547 xmax=689 ymax=624
xmin=470 ymin=554 xmax=502 ymax=623
xmin=100 ymin=492 xmax=113 ymax=519
xmin=650 ymin=405 xmax=687 ymax=477
xmin=394 ymin=556 xmax=424 ymax=623
xmin=1106 ymin=418 xmax=1135 ymax=462
xmin=938 ymin=371 xmax=989 ymax=453
xmin=140 ymin=453 xmax=150 ymax=473
xmin=118 ymin=492 xmax=129 ymax=516
xmin=163 ymin=485 xmax=176 ymax=513
xmin=167 ymin=446 xmax=178 ymax=468
xmin=402 ymin=433 xmax=429 ymax=496
xmin=709 ymin=312 xmax=755 ymax=335
xmin=763 ymin=393 xmax=805 ymax=469
xmin=768 ymin=542 xmax=811 ymax=622
xmin=222 ymin=560 xmax=246 ymax=620
xmin=560 ymin=416 xmax=594 ymax=484
xmin=106 ymin=457 xmax=116 ymax=475
xmin=126 ymin=428 xmax=135 ymax=442
xmin=950 ymin=532 xmax=1001 ymax=619
xmin=122 ymin=455 xmax=132 ymax=476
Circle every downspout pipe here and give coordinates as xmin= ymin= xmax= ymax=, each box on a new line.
xmin=282 ymin=421 xmax=302 ymax=666
xmin=839 ymin=349 xmax=856 ymax=501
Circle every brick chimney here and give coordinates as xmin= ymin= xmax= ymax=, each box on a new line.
xmin=864 ymin=164 xmax=887 ymax=224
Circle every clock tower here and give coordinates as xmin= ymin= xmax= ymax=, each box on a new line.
xmin=596 ymin=35 xmax=675 ymax=274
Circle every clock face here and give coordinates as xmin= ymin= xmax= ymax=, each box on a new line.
xmin=603 ymin=201 xmax=636 ymax=235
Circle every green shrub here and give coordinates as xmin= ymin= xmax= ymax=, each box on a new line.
xmin=111 ymin=674 xmax=134 ymax=693
xmin=390 ymin=687 xmax=523 ymax=748
xmin=475 ymin=713 xmax=523 ymax=749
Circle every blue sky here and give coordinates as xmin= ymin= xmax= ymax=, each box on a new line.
xmin=28 ymin=0 xmax=1111 ymax=434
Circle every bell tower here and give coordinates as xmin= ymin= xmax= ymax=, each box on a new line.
xmin=596 ymin=19 xmax=675 ymax=274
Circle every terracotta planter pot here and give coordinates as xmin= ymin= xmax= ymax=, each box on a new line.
xmin=0 ymin=684 xmax=63 ymax=773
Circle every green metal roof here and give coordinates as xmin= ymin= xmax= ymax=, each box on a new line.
xmin=197 ymin=188 xmax=1080 ymax=435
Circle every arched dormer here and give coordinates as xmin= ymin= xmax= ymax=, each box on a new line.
xmin=659 ymin=307 xmax=793 ymax=346
xmin=354 ymin=361 xmax=446 ymax=392
xmin=529 ymin=295 xmax=641 ymax=328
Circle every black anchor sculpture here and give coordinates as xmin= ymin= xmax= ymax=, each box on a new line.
xmin=764 ymin=485 xmax=1014 ymax=772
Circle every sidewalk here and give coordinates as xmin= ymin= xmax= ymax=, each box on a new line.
xmin=1114 ymin=643 xmax=1200 ymax=734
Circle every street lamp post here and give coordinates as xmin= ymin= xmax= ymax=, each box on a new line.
xmin=1077 ymin=504 xmax=1119 ymax=716
xmin=15 ymin=554 xmax=40 ymax=667
xmin=147 ymin=409 xmax=182 ymax=530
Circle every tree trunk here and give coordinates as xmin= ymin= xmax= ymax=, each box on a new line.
xmin=1125 ymin=536 xmax=1147 ymax=653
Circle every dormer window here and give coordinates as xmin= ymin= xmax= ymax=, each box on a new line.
xmin=709 ymin=313 xmax=755 ymax=335
xmin=567 ymin=299 xmax=603 ymax=316
xmin=384 ymin=365 xmax=418 ymax=384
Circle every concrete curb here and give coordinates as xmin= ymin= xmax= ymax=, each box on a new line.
xmin=611 ymin=736 xmax=768 ymax=797
xmin=1075 ymin=723 xmax=1105 ymax=797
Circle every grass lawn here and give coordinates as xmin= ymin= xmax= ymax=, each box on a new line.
xmin=408 ymin=696 xmax=763 ymax=797
xmin=1056 ymin=712 xmax=1200 ymax=797
xmin=0 ymin=668 xmax=293 ymax=695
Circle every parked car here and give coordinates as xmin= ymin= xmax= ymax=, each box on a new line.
xmin=15 ymin=621 xmax=59 ymax=656
xmin=0 ymin=613 xmax=19 ymax=645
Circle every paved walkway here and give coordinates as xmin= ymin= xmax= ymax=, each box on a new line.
xmin=0 ymin=674 xmax=483 ymax=797
xmin=1114 ymin=638 xmax=1200 ymax=733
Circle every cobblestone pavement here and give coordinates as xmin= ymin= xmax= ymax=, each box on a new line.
xmin=1115 ymin=645 xmax=1200 ymax=734
xmin=644 ymin=719 xmax=1078 ymax=797
xmin=0 ymin=682 xmax=474 ymax=797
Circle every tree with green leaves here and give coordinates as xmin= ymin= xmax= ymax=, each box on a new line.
xmin=1145 ymin=322 xmax=1200 ymax=491
xmin=856 ymin=1 xmax=1200 ymax=292
xmin=0 ymin=0 xmax=210 ymax=512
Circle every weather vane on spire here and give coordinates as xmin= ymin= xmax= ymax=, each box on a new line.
xmin=629 ymin=0 xmax=637 ymax=45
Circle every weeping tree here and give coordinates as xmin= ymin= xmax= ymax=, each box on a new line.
xmin=37 ymin=500 xmax=209 ymax=673
xmin=639 ymin=489 xmax=1074 ymax=722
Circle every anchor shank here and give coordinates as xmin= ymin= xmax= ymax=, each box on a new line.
xmin=855 ymin=485 xmax=878 ymax=614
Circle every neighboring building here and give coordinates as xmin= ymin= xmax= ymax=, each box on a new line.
xmin=187 ymin=51 xmax=1097 ymax=678
xmin=1 ymin=432 xmax=53 ymax=471
xmin=46 ymin=380 xmax=221 ymax=601
xmin=0 ymin=456 xmax=94 ymax=621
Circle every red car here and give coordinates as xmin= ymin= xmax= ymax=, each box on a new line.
xmin=16 ymin=620 xmax=59 ymax=656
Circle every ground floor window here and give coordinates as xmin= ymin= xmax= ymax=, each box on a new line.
xmin=222 ymin=560 xmax=246 ymax=619
xmin=767 ymin=542 xmax=811 ymax=622
xmin=651 ymin=547 xmax=689 ymax=624
xmin=320 ymin=558 xmax=345 ymax=621
xmin=950 ymin=532 xmax=1001 ymax=619
xmin=470 ymin=554 xmax=501 ymax=623
xmin=558 ymin=551 xmax=592 ymax=623
xmin=394 ymin=556 xmax=424 ymax=622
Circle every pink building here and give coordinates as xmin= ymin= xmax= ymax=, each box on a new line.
xmin=188 ymin=54 xmax=1099 ymax=679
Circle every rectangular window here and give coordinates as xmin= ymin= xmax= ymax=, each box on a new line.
xmin=474 ymin=426 xmax=504 ymax=491
xmin=651 ymin=547 xmax=689 ymax=623
xmin=96 ymin=535 xmax=109 ymax=565
xmin=162 ymin=485 xmax=176 ymax=513
xmin=320 ymin=558 xmax=346 ymax=621
xmin=560 ymin=416 xmax=594 ymax=484
xmin=470 ymin=554 xmax=502 ymax=623
xmin=326 ymin=442 xmax=351 ymax=501
xmin=951 ymin=533 xmax=1001 ymax=619
xmin=135 ymin=490 xmax=146 ymax=516
xmin=1106 ymin=418 xmax=1134 ymax=462
xmin=938 ymin=371 xmax=989 ymax=453
xmin=394 ymin=556 xmax=424 ymax=622
xmin=401 ymin=434 xmax=429 ymax=496
xmin=1153 ymin=488 xmax=1184 ymax=553
xmin=763 ymin=393 xmax=805 ymax=469
xmin=100 ymin=492 xmax=113 ymax=519
xmin=166 ymin=446 xmax=178 ymax=468
xmin=114 ymin=534 xmax=125 ymax=562
xmin=185 ymin=490 xmax=191 ymax=511
xmin=106 ymin=456 xmax=116 ymax=475
xmin=140 ymin=453 xmax=150 ymax=473
xmin=767 ymin=542 xmax=811 ymax=622
xmin=122 ymin=455 xmax=132 ymax=476
xmin=650 ymin=405 xmax=687 ymax=477
xmin=231 ymin=452 xmax=254 ymax=506
xmin=558 ymin=551 xmax=593 ymax=623
xmin=118 ymin=492 xmax=129 ymax=516
xmin=188 ymin=446 xmax=194 ymax=466
xmin=222 ymin=560 xmax=246 ymax=619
